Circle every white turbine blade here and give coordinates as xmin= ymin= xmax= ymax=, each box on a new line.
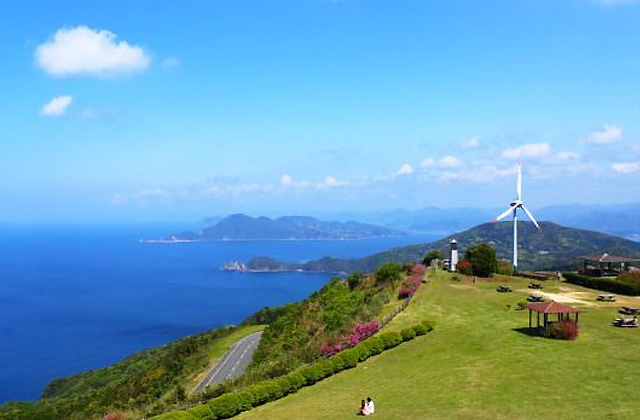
xmin=521 ymin=205 xmax=541 ymax=230
xmin=493 ymin=205 xmax=516 ymax=222
xmin=517 ymin=154 xmax=522 ymax=200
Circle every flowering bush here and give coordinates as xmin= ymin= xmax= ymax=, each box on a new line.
xmin=398 ymin=271 xmax=423 ymax=299
xmin=398 ymin=286 xmax=412 ymax=299
xmin=456 ymin=259 xmax=473 ymax=275
xmin=549 ymin=320 xmax=579 ymax=340
xmin=320 ymin=321 xmax=380 ymax=355
xmin=348 ymin=322 xmax=380 ymax=347
xmin=320 ymin=343 xmax=343 ymax=356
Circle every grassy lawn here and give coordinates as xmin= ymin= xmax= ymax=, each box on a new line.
xmin=236 ymin=271 xmax=640 ymax=420
xmin=188 ymin=325 xmax=265 ymax=391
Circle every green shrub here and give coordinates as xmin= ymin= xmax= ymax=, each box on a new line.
xmin=299 ymin=364 xmax=323 ymax=385
xmin=244 ymin=383 xmax=271 ymax=406
xmin=335 ymin=348 xmax=359 ymax=369
xmin=375 ymin=262 xmax=404 ymax=285
xmin=364 ymin=337 xmax=385 ymax=356
xmin=400 ymin=327 xmax=416 ymax=341
xmin=563 ymin=272 xmax=640 ymax=296
xmin=379 ymin=332 xmax=403 ymax=349
xmin=185 ymin=404 xmax=213 ymax=420
xmin=354 ymin=342 xmax=371 ymax=362
xmin=207 ymin=393 xmax=250 ymax=419
xmin=283 ymin=372 xmax=305 ymax=393
xmin=413 ymin=320 xmax=435 ymax=336
xmin=235 ymin=391 xmax=256 ymax=410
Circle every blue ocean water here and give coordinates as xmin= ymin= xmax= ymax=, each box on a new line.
xmin=0 ymin=225 xmax=439 ymax=404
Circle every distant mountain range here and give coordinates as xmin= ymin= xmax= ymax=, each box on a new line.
xmin=173 ymin=214 xmax=404 ymax=241
xmin=312 ymin=202 xmax=640 ymax=240
xmin=245 ymin=222 xmax=640 ymax=273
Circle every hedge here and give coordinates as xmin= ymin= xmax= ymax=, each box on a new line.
xmin=562 ymin=272 xmax=640 ymax=296
xmin=154 ymin=320 xmax=434 ymax=420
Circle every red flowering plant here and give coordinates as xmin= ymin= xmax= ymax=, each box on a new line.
xmin=456 ymin=259 xmax=473 ymax=275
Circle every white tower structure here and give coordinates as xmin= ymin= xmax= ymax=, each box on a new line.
xmin=450 ymin=239 xmax=459 ymax=271
xmin=493 ymin=156 xmax=541 ymax=273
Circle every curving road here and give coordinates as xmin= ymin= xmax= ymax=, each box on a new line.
xmin=192 ymin=331 xmax=263 ymax=394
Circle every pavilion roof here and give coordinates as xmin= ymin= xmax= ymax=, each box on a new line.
xmin=575 ymin=253 xmax=638 ymax=263
xmin=525 ymin=300 xmax=580 ymax=314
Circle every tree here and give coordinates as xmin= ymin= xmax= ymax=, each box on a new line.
xmin=422 ymin=250 xmax=443 ymax=266
xmin=464 ymin=244 xmax=498 ymax=277
xmin=374 ymin=262 xmax=403 ymax=285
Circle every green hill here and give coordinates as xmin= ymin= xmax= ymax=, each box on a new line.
xmin=247 ymin=222 xmax=640 ymax=272
xmin=174 ymin=214 xmax=404 ymax=241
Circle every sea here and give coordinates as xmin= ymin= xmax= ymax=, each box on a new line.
xmin=0 ymin=224 xmax=440 ymax=404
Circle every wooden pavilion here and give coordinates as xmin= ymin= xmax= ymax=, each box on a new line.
xmin=525 ymin=301 xmax=580 ymax=334
xmin=575 ymin=253 xmax=638 ymax=277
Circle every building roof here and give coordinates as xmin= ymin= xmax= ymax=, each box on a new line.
xmin=525 ymin=301 xmax=580 ymax=314
xmin=575 ymin=253 xmax=639 ymax=263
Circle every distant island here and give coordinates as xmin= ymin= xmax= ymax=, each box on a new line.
xmin=155 ymin=214 xmax=405 ymax=241
xmin=242 ymin=222 xmax=640 ymax=273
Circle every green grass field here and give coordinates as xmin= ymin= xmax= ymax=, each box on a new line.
xmin=236 ymin=271 xmax=640 ymax=420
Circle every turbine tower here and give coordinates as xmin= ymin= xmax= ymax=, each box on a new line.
xmin=493 ymin=156 xmax=540 ymax=273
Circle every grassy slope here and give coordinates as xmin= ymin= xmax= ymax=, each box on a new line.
xmin=236 ymin=271 xmax=640 ymax=420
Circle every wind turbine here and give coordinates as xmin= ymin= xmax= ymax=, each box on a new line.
xmin=493 ymin=156 xmax=541 ymax=273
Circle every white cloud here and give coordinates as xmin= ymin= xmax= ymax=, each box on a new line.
xmin=324 ymin=176 xmax=339 ymax=187
xmin=420 ymin=158 xmax=435 ymax=168
xmin=612 ymin=161 xmax=640 ymax=173
xmin=138 ymin=188 xmax=170 ymax=198
xmin=556 ymin=151 xmax=580 ymax=162
xmin=502 ymin=143 xmax=551 ymax=159
xmin=397 ymin=163 xmax=414 ymax=175
xmin=162 ymin=57 xmax=181 ymax=72
xmin=36 ymin=26 xmax=150 ymax=77
xmin=582 ymin=124 xmax=622 ymax=145
xmin=281 ymin=174 xmax=293 ymax=186
xmin=40 ymin=95 xmax=73 ymax=116
xmin=438 ymin=155 xmax=462 ymax=167
xmin=465 ymin=137 xmax=480 ymax=148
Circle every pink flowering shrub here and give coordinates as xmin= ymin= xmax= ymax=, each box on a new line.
xmin=320 ymin=343 xmax=343 ymax=356
xmin=347 ymin=322 xmax=380 ymax=347
xmin=320 ymin=322 xmax=380 ymax=356
xmin=398 ymin=267 xmax=424 ymax=299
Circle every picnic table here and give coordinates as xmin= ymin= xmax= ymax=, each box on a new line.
xmin=527 ymin=295 xmax=544 ymax=303
xmin=496 ymin=286 xmax=512 ymax=293
xmin=597 ymin=294 xmax=616 ymax=302
xmin=620 ymin=307 xmax=638 ymax=315
xmin=612 ymin=317 xmax=638 ymax=328
xmin=528 ymin=283 xmax=543 ymax=290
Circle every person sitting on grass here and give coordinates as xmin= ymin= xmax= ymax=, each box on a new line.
xmin=367 ymin=397 xmax=375 ymax=414
xmin=358 ymin=399 xmax=369 ymax=415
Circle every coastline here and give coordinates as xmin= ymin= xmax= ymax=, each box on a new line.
xmin=142 ymin=235 xmax=407 ymax=243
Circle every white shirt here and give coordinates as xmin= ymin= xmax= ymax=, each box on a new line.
xmin=367 ymin=401 xmax=375 ymax=414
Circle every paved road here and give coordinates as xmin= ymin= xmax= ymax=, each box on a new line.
xmin=192 ymin=331 xmax=263 ymax=394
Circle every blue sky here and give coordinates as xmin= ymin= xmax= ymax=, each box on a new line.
xmin=1 ymin=0 xmax=639 ymax=223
